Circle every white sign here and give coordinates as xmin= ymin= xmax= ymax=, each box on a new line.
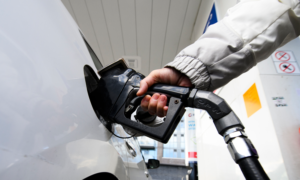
xmin=272 ymin=97 xmax=287 ymax=107
xmin=274 ymin=62 xmax=300 ymax=74
xmin=272 ymin=51 xmax=296 ymax=62
xmin=184 ymin=108 xmax=197 ymax=164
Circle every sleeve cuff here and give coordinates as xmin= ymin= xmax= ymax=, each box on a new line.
xmin=165 ymin=55 xmax=211 ymax=90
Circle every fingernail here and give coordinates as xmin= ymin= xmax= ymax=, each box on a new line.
xmin=152 ymin=94 xmax=159 ymax=100
xmin=160 ymin=96 xmax=166 ymax=101
xmin=142 ymin=98 xmax=149 ymax=103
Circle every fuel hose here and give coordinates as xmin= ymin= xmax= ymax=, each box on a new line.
xmin=238 ymin=157 xmax=269 ymax=180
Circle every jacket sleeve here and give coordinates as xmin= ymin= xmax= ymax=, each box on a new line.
xmin=165 ymin=0 xmax=300 ymax=91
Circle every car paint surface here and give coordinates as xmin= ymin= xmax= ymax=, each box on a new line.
xmin=0 ymin=0 xmax=149 ymax=179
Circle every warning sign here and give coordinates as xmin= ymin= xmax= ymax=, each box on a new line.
xmin=272 ymin=51 xmax=296 ymax=62
xmin=243 ymin=83 xmax=262 ymax=118
xmin=279 ymin=63 xmax=295 ymax=73
xmin=274 ymin=62 xmax=300 ymax=74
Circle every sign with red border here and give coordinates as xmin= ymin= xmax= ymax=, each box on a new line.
xmin=272 ymin=51 xmax=295 ymax=62
xmin=279 ymin=62 xmax=295 ymax=73
xmin=274 ymin=62 xmax=300 ymax=74
xmin=275 ymin=51 xmax=290 ymax=61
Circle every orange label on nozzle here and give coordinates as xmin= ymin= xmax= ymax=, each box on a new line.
xmin=243 ymin=83 xmax=262 ymax=118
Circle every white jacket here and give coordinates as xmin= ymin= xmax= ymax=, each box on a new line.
xmin=166 ymin=0 xmax=300 ymax=91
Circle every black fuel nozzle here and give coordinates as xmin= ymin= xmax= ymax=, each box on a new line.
xmin=94 ymin=59 xmax=190 ymax=143
xmin=92 ymin=59 xmax=245 ymax=142
xmin=94 ymin=59 xmax=245 ymax=142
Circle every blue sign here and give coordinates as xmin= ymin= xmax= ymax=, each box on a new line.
xmin=203 ymin=3 xmax=218 ymax=34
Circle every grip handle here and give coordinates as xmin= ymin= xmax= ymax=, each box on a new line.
xmin=148 ymin=84 xmax=190 ymax=101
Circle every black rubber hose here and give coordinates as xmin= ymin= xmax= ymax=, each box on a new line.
xmin=238 ymin=157 xmax=270 ymax=180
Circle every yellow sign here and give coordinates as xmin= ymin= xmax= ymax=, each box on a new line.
xmin=243 ymin=83 xmax=262 ymax=117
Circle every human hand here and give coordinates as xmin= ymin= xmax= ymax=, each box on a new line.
xmin=137 ymin=67 xmax=192 ymax=117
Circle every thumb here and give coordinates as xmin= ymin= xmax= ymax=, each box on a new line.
xmin=137 ymin=80 xmax=149 ymax=96
xmin=137 ymin=71 xmax=158 ymax=96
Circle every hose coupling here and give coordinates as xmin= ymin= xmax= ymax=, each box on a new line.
xmin=227 ymin=137 xmax=258 ymax=163
xmin=223 ymin=127 xmax=247 ymax=144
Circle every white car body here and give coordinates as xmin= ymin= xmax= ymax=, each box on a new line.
xmin=0 ymin=0 xmax=149 ymax=179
